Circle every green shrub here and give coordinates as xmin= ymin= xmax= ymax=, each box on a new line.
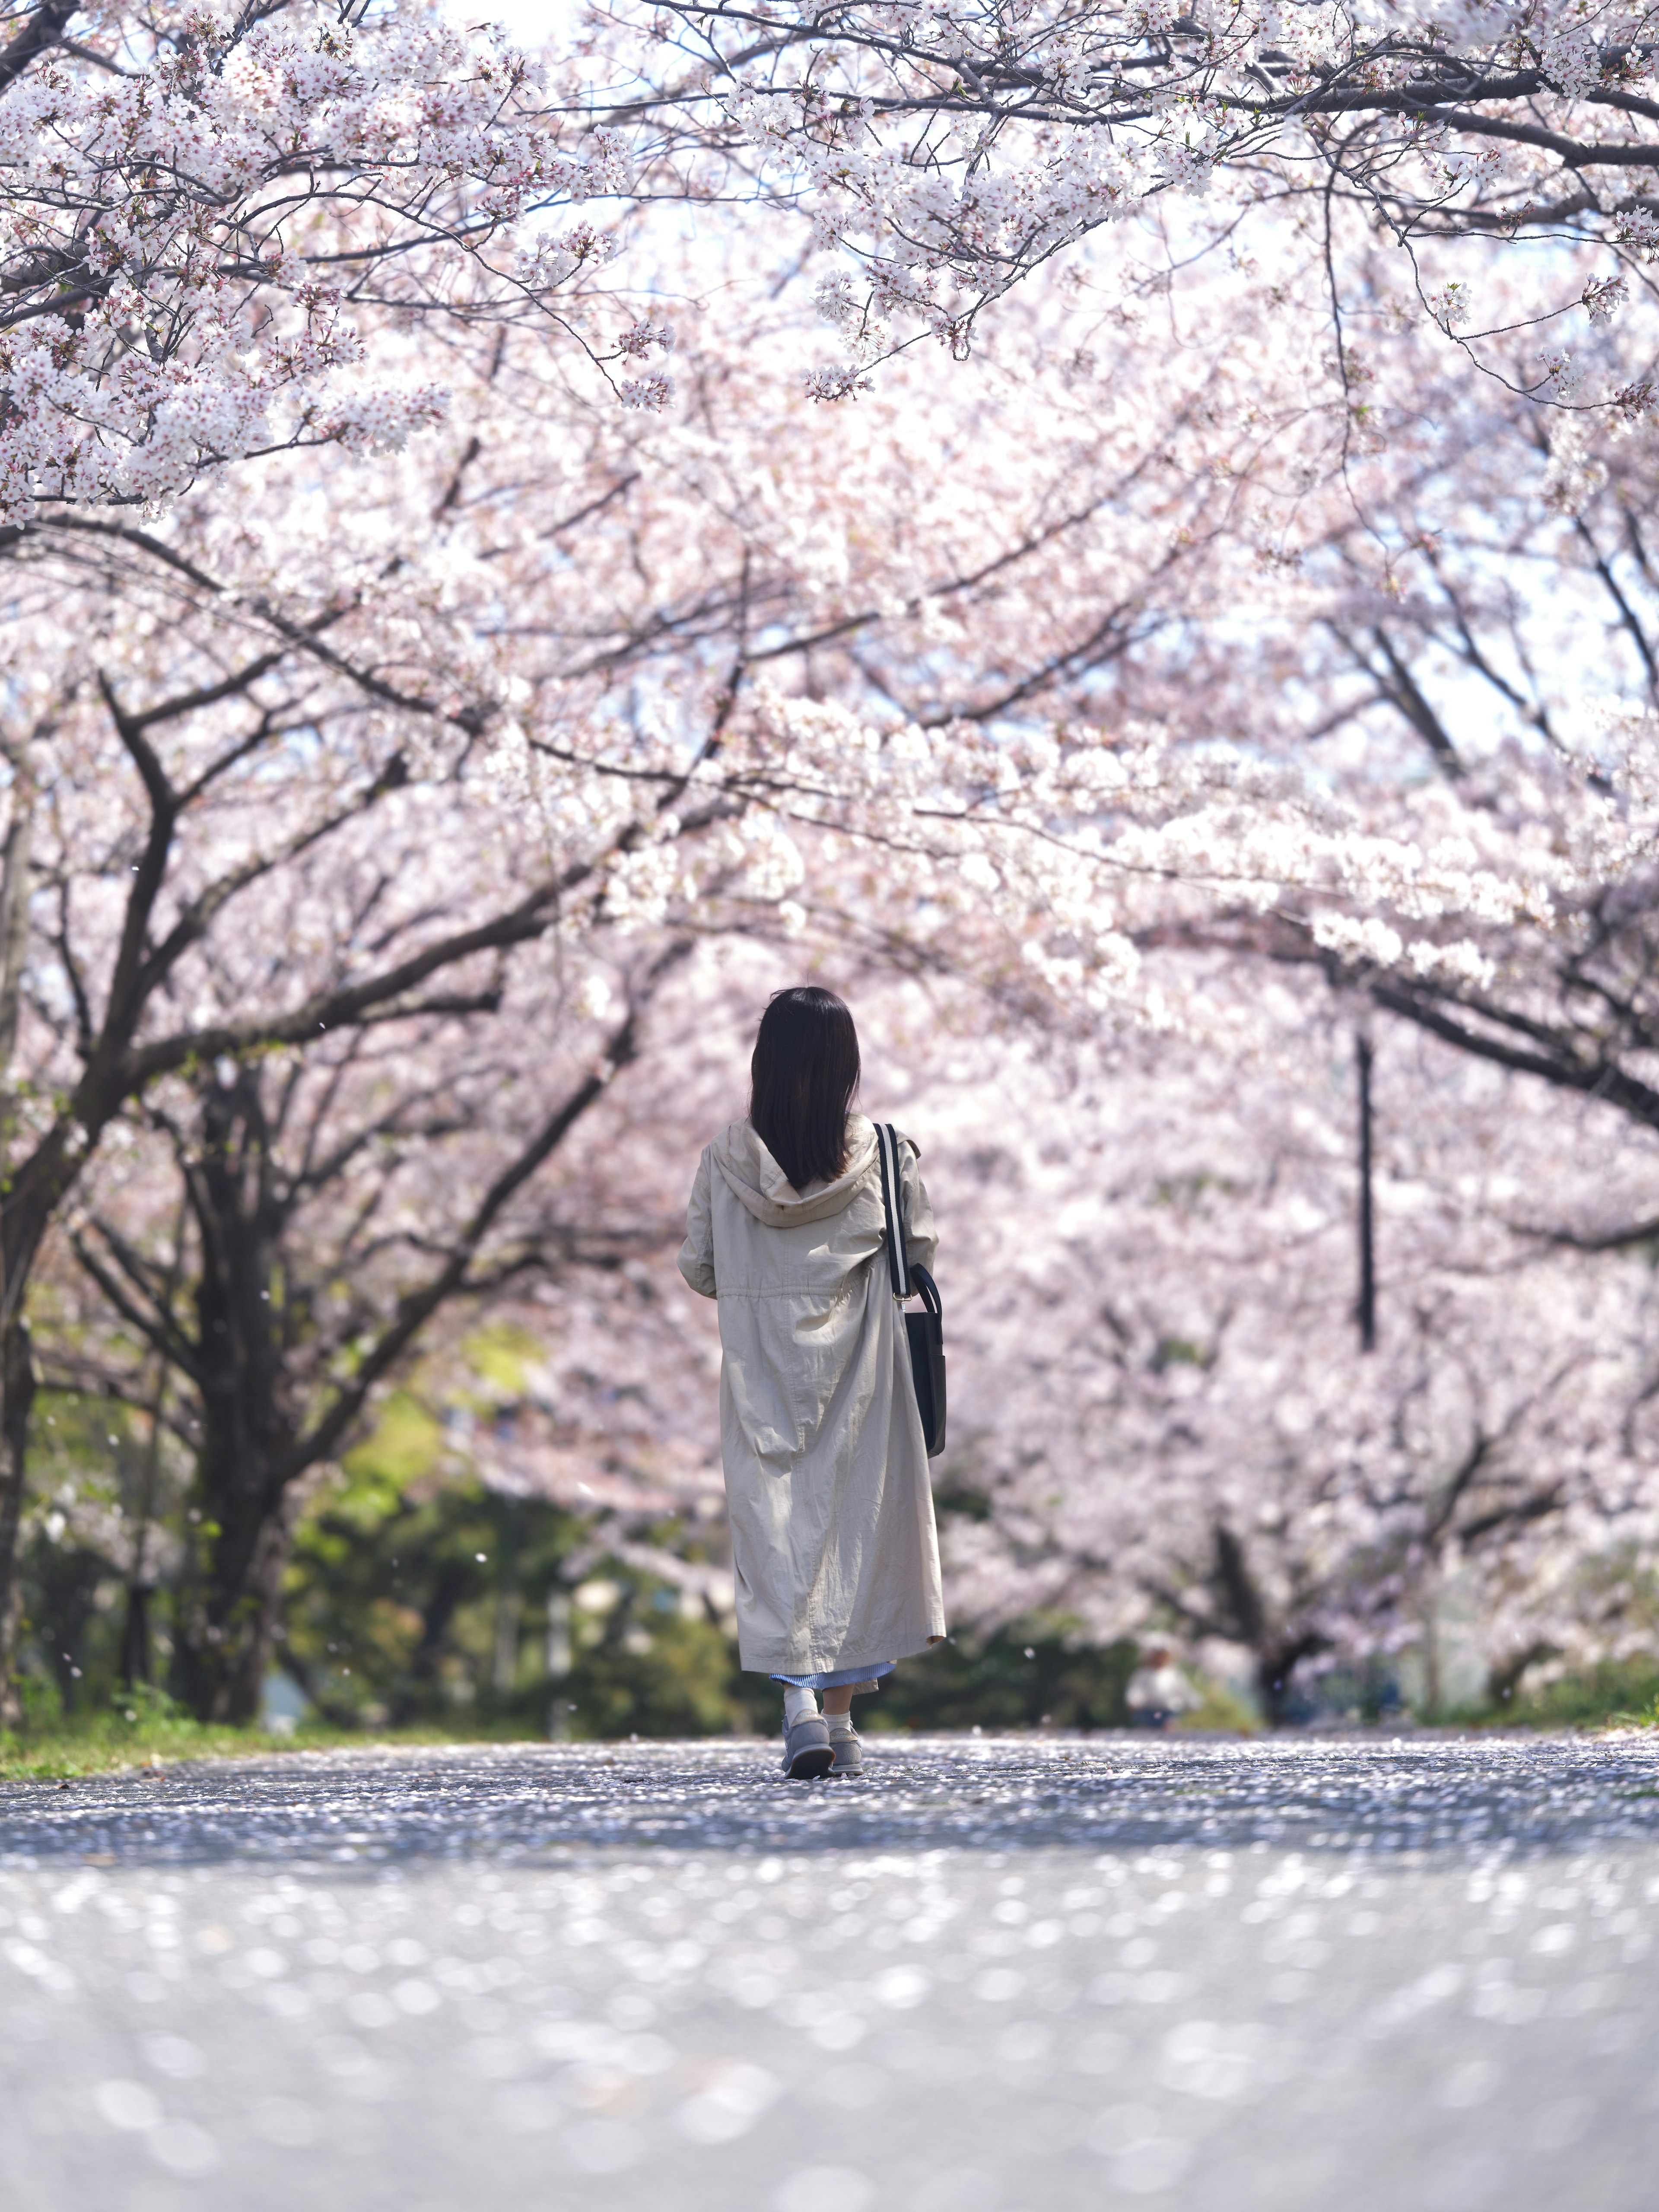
xmin=727 ymin=1623 xmax=1143 ymax=1735
xmin=1453 ymin=1656 xmax=1659 ymax=1731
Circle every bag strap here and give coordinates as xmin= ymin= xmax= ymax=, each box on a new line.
xmin=875 ymin=1121 xmax=912 ymax=1300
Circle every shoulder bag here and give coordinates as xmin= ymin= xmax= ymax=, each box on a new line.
xmin=874 ymin=1122 xmax=947 ymax=1457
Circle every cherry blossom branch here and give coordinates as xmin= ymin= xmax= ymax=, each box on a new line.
xmin=283 ymin=938 xmax=693 ymax=1481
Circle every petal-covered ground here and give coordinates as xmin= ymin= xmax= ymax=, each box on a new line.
xmin=2 ymin=1737 xmax=1656 ymax=2210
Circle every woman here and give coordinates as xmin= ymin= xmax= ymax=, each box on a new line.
xmin=679 ymin=986 xmax=945 ymax=1778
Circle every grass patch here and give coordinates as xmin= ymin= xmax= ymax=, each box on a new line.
xmin=0 ymin=1689 xmax=533 ymax=1783
xmin=0 ymin=1713 xmax=371 ymax=1782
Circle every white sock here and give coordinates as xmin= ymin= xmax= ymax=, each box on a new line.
xmin=783 ymin=1687 xmax=818 ymax=1728
xmin=825 ymin=1710 xmax=855 ymax=1735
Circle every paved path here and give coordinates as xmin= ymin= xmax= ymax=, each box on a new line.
xmin=2 ymin=1735 xmax=1657 ymax=2212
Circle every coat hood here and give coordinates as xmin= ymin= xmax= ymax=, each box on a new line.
xmin=712 ymin=1114 xmax=881 ymax=1228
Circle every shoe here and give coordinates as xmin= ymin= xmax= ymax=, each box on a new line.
xmin=780 ymin=1714 xmax=834 ymax=1780
xmin=828 ymin=1727 xmax=863 ymax=1777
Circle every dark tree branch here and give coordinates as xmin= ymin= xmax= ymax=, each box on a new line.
xmin=0 ymin=0 xmax=78 ymax=98
xmin=277 ymin=938 xmax=695 ymax=1483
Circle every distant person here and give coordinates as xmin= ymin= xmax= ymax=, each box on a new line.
xmin=679 ymin=986 xmax=945 ymax=1778
xmin=1125 ymin=1645 xmax=1199 ymax=1732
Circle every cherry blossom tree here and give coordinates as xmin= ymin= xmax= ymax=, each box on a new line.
xmin=1123 ymin=261 xmax=1659 ymax=1185
xmin=927 ymin=1011 xmax=1659 ymax=1721
xmin=12 ymin=0 xmax=1659 ymax=538
xmin=423 ymin=947 xmax=1659 ymax=1726
xmin=0 ymin=0 xmax=651 ymax=521
xmin=628 ymin=0 xmax=1659 ymax=388
xmin=58 ymin=941 xmax=697 ymax=1719
xmin=592 ymin=953 xmax=1653 ymax=1721
xmin=12 ymin=215 xmax=1659 ymax=1729
xmin=0 ymin=278 xmax=1338 ymax=1718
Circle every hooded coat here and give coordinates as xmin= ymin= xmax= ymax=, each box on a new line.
xmin=678 ymin=1113 xmax=946 ymax=1675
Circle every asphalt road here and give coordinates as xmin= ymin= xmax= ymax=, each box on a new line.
xmin=2 ymin=1734 xmax=1657 ymax=2212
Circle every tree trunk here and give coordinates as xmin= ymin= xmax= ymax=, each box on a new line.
xmin=162 ymin=978 xmax=679 ymax=1721
xmin=177 ymin=1434 xmax=303 ymax=1723
xmin=1486 ymin=1640 xmax=1557 ymax=1709
xmin=173 ymin=1072 xmax=302 ymax=1723
xmin=1255 ymin=1647 xmax=1300 ymax=1729
xmin=0 ymin=790 xmax=36 ymax=1728
xmin=121 ymin=1190 xmax=188 ymax=1692
xmin=492 ymin=1499 xmax=523 ymax=1696
xmin=1420 ymin=1576 xmax=1443 ymax=1725
xmin=0 ymin=1318 xmax=35 ymax=1727
xmin=1208 ymin=1523 xmax=1332 ymax=1726
xmin=391 ymin=1559 xmax=474 ymax=1725
xmin=118 ymin=1584 xmax=153 ymax=1691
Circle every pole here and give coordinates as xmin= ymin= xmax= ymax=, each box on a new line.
xmin=1356 ymin=1030 xmax=1376 ymax=1354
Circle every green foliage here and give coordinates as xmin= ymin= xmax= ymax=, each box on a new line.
xmin=731 ymin=1626 xmax=1249 ymax=1737
xmin=282 ymin=1437 xmax=761 ymax=1737
xmin=1172 ymin=1679 xmax=1261 ymax=1735
xmin=1150 ymin=1336 xmax=1211 ymax=1373
xmin=17 ymin=1668 xmax=65 ymax=1730
xmin=725 ymin=1622 xmax=1146 ymax=1735
xmin=1456 ymin=1656 xmax=1659 ymax=1732
xmin=557 ymin=1610 xmax=747 ymax=1740
xmin=4 ymin=1351 xmax=1295 ymax=1748
xmin=282 ymin=1408 xmax=1181 ymax=1744
xmin=0 ymin=1671 xmax=375 ymax=1779
xmin=339 ymin=1392 xmax=445 ymax=1505
xmin=121 ymin=1681 xmax=188 ymax=1726
xmin=1153 ymin=1172 xmax=1239 ymax=1211
xmin=461 ymin=1323 xmax=543 ymax=1398
xmin=14 ymin=1389 xmax=153 ymax=1716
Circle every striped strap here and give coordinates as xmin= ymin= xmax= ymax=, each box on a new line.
xmin=875 ymin=1121 xmax=911 ymax=1300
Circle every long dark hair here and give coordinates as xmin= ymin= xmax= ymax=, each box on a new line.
xmin=749 ymin=987 xmax=861 ymax=1191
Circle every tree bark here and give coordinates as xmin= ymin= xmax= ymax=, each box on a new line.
xmin=0 ymin=0 xmax=79 ymax=100
xmin=173 ymin=1072 xmax=300 ymax=1723
xmin=1211 ymin=1523 xmax=1329 ymax=1726
xmin=120 ymin=1190 xmax=188 ymax=1691
xmin=391 ymin=1558 xmax=474 ymax=1725
xmin=0 ymin=784 xmax=36 ymax=1726
xmin=1255 ymin=1642 xmax=1312 ymax=1729
xmin=1487 ymin=1640 xmax=1558 ymax=1708
xmin=1420 ymin=1571 xmax=1443 ymax=1725
xmin=0 ymin=1319 xmax=36 ymax=1726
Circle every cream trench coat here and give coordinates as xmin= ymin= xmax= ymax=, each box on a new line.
xmin=677 ymin=1113 xmax=947 ymax=1676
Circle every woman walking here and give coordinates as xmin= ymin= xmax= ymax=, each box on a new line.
xmin=679 ymin=987 xmax=945 ymax=1778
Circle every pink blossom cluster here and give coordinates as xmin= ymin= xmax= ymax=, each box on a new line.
xmin=615 ymin=0 xmax=1659 ymax=386
xmin=0 ymin=0 xmax=631 ymax=520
